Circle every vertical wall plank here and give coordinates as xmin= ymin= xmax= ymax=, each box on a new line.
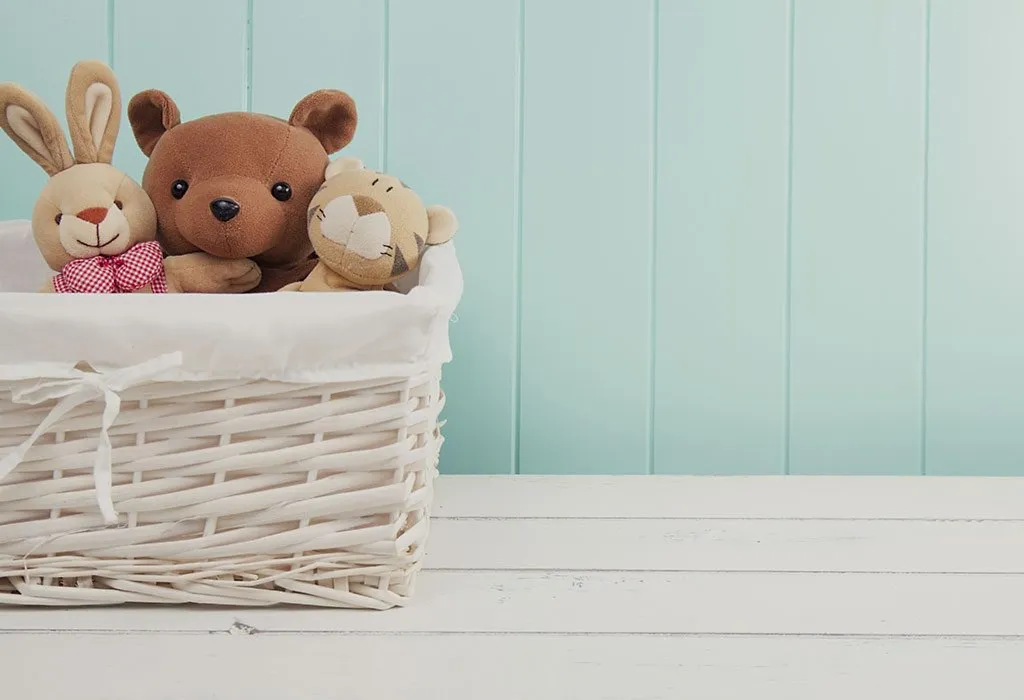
xmin=388 ymin=0 xmax=520 ymax=474
xmin=653 ymin=0 xmax=790 ymax=475
xmin=111 ymin=0 xmax=249 ymax=182
xmin=788 ymin=0 xmax=927 ymax=475
xmin=0 ymin=0 xmax=109 ymax=220
xmin=927 ymin=0 xmax=1024 ymax=475
xmin=252 ymin=0 xmax=383 ymax=168
xmin=518 ymin=0 xmax=655 ymax=475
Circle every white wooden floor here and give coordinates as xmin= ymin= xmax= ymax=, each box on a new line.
xmin=3 ymin=475 xmax=1024 ymax=699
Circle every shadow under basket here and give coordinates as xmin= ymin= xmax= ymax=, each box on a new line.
xmin=0 ymin=220 xmax=462 ymax=608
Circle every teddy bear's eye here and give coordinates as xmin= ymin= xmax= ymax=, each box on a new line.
xmin=271 ymin=182 xmax=292 ymax=202
xmin=114 ymin=200 xmax=123 ymax=210
xmin=171 ymin=180 xmax=189 ymax=200
xmin=54 ymin=213 xmax=62 ymax=225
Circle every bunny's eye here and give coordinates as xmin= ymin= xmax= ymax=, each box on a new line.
xmin=114 ymin=200 xmax=123 ymax=210
xmin=54 ymin=213 xmax=62 ymax=225
xmin=171 ymin=180 xmax=189 ymax=199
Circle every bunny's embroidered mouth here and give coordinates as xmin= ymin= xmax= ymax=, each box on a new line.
xmin=76 ymin=232 xmax=121 ymax=249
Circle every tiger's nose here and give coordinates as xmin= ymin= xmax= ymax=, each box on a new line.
xmin=210 ymin=198 xmax=241 ymax=222
xmin=76 ymin=207 xmax=108 ymax=225
xmin=352 ymin=195 xmax=384 ymax=216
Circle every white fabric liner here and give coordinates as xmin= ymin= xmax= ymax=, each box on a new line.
xmin=0 ymin=219 xmax=463 ymax=383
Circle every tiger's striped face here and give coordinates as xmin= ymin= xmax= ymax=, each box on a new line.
xmin=307 ymin=167 xmax=429 ymax=289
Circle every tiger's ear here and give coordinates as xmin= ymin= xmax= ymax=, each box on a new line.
xmin=325 ymin=156 xmax=364 ymax=180
xmin=426 ymin=205 xmax=458 ymax=245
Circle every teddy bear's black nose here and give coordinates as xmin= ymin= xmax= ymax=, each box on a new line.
xmin=210 ymin=198 xmax=240 ymax=222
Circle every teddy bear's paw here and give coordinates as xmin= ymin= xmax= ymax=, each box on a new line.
xmin=164 ymin=253 xmax=262 ymax=294
xmin=220 ymin=259 xmax=263 ymax=292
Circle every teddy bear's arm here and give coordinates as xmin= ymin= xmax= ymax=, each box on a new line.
xmin=164 ymin=253 xmax=262 ymax=294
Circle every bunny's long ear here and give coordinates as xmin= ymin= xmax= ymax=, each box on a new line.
xmin=65 ymin=60 xmax=121 ymax=164
xmin=0 ymin=83 xmax=74 ymax=176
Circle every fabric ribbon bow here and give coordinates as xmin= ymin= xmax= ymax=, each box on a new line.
xmin=0 ymin=352 xmax=184 ymax=525
xmin=53 ymin=240 xmax=168 ymax=294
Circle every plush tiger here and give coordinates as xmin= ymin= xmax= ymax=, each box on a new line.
xmin=280 ymin=157 xmax=457 ymax=292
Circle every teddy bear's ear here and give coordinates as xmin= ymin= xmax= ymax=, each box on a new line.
xmin=325 ymin=156 xmax=364 ymax=180
xmin=290 ymin=89 xmax=357 ymax=155
xmin=426 ymin=205 xmax=458 ymax=246
xmin=127 ymin=89 xmax=181 ymax=157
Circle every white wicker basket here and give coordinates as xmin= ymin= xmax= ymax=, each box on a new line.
xmin=0 ymin=220 xmax=462 ymax=608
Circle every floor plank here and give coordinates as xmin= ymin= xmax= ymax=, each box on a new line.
xmin=433 ymin=475 xmax=1024 ymax=519
xmin=425 ymin=518 xmax=1024 ymax=573
xmin=2 ymin=570 xmax=1023 ymax=636
xmin=2 ymin=632 xmax=1021 ymax=700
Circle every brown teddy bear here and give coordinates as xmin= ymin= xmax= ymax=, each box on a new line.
xmin=281 ymin=157 xmax=458 ymax=293
xmin=126 ymin=88 xmax=357 ymax=292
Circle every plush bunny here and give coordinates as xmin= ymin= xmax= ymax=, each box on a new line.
xmin=0 ymin=60 xmax=260 ymax=294
xmin=280 ymin=157 xmax=458 ymax=293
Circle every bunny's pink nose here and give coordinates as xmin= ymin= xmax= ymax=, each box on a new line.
xmin=76 ymin=207 xmax=108 ymax=225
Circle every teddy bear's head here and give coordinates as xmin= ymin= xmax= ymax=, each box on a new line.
xmin=307 ymin=157 xmax=458 ymax=289
xmin=127 ymin=89 xmax=357 ymax=268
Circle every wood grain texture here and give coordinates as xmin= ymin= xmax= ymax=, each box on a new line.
xmin=251 ymin=0 xmax=383 ymax=167
xmin=432 ymin=474 xmax=1024 ymax=519
xmin=2 ymin=475 xmax=1022 ymax=697
xmin=653 ymin=0 xmax=790 ymax=475
xmin=3 ymin=634 xmax=1023 ymax=700
xmin=926 ymin=0 xmax=1024 ymax=475
xmin=3 ymin=570 xmax=1024 ymax=636
xmin=518 ymin=0 xmax=655 ymax=475
xmin=426 ymin=518 xmax=1024 ymax=573
xmin=788 ymin=0 xmax=928 ymax=474
xmin=111 ymin=0 xmax=249 ymax=182
xmin=0 ymin=0 xmax=109 ymax=220
xmin=387 ymin=0 xmax=521 ymax=474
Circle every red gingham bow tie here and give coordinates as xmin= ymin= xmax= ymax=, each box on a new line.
xmin=55 ymin=241 xmax=167 ymax=294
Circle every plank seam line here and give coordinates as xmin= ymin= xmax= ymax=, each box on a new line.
xmin=645 ymin=0 xmax=660 ymax=476
xmin=782 ymin=0 xmax=797 ymax=475
xmin=379 ymin=0 xmax=391 ymax=169
xmin=432 ymin=516 xmax=1024 ymax=523
xmin=919 ymin=0 xmax=932 ymax=476
xmin=511 ymin=0 xmax=526 ymax=475
xmin=422 ymin=568 xmax=1024 ymax=576
xmin=4 ymin=630 xmax=1021 ymax=641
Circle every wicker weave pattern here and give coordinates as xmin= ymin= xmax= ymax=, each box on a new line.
xmin=0 ymin=372 xmax=443 ymax=608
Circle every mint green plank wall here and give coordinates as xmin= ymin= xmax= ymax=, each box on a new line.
xmin=517 ymin=0 xmax=655 ymax=475
xmin=926 ymin=0 xmax=1024 ymax=475
xmin=653 ymin=0 xmax=790 ymax=475
xmin=787 ymin=0 xmax=927 ymax=474
xmin=110 ymin=0 xmax=249 ymax=184
xmin=1 ymin=0 xmax=1023 ymax=476
xmin=387 ymin=0 xmax=521 ymax=474
xmin=251 ymin=0 xmax=384 ymax=170
xmin=0 ymin=0 xmax=108 ymax=220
